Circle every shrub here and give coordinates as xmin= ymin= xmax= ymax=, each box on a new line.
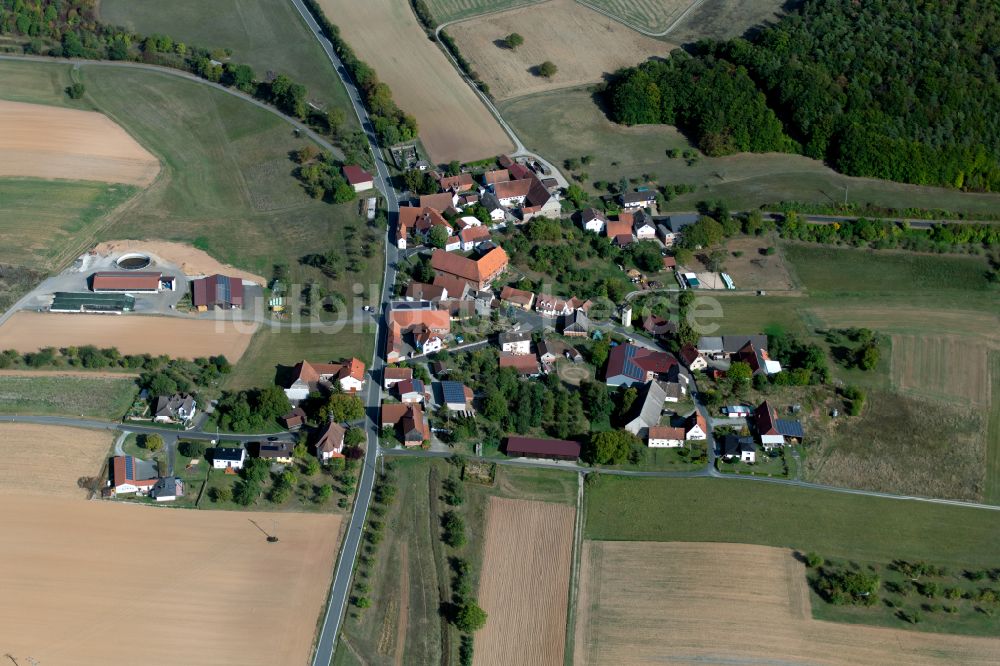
xmin=210 ymin=485 xmax=232 ymax=502
xmin=66 ymin=82 xmax=85 ymax=99
xmin=804 ymin=552 xmax=824 ymax=568
xmin=178 ymin=441 xmax=207 ymax=458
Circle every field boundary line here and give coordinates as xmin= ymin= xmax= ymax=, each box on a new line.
xmin=564 ymin=472 xmax=585 ymax=666
xmin=986 ymin=351 xmax=1000 ymax=505
xmin=572 ymin=0 xmax=710 ymax=36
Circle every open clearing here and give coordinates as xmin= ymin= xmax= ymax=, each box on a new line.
xmin=474 ymin=497 xmax=575 ymax=666
xmin=710 ymin=235 xmax=797 ymax=290
xmin=0 ymin=494 xmax=341 ymax=665
xmin=500 ymin=86 xmax=1000 ymax=213
xmin=575 ymin=541 xmax=1000 ymax=665
xmin=0 ymin=424 xmax=111 ymax=497
xmin=0 ymin=312 xmax=257 ymax=361
xmin=426 ymin=0 xmax=540 ymax=23
xmin=666 ymin=0 xmax=787 ymax=43
xmin=93 ymin=239 xmax=266 ymax=283
xmin=99 ymin=0 xmax=358 ymax=125
xmin=0 ymin=99 xmax=159 ymax=186
xmin=449 ymin=0 xmax=671 ymax=101
xmin=892 ymin=335 xmax=991 ymax=406
xmin=316 ymin=0 xmax=513 ymax=162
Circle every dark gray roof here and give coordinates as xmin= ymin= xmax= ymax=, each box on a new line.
xmin=622 ymin=191 xmax=656 ymax=204
xmin=776 ymin=419 xmax=804 ymax=438
xmin=440 ymin=381 xmax=468 ymax=405
xmin=213 ymin=446 xmax=244 ymax=461
xmin=499 ymin=330 xmax=532 ymax=344
xmin=667 ymin=214 xmax=699 ymax=232
xmin=722 ymin=335 xmax=769 ymax=354
xmin=722 ymin=435 xmax=756 ymax=456
xmin=561 ymin=309 xmax=590 ymax=333
xmin=151 ymin=476 xmax=182 ymax=498
xmin=628 ymin=381 xmax=667 ymax=430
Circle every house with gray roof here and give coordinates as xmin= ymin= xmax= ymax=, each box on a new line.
xmin=624 ymin=381 xmax=668 ymax=438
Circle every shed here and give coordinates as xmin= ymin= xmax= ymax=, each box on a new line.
xmin=504 ymin=436 xmax=580 ymax=461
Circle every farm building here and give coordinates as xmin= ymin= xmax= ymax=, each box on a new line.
xmin=624 ymin=381 xmax=668 ymax=437
xmin=439 ymin=173 xmax=475 ymax=193
xmin=110 ymin=455 xmax=158 ymax=496
xmin=386 ymin=304 xmax=451 ymax=362
xmin=685 ymin=411 xmax=708 ymax=440
xmin=560 ymin=310 xmax=591 ymax=337
xmin=342 ymin=164 xmax=374 ymax=192
xmin=191 ymin=274 xmax=244 ymax=310
xmin=212 ymin=446 xmax=246 ymax=470
xmin=538 ymin=340 xmax=583 ymax=365
xmin=648 ymin=426 xmax=686 ymax=448
xmin=50 ymin=291 xmax=135 ymax=314
xmin=381 ymin=403 xmax=430 ymax=445
xmin=754 ymin=401 xmax=804 ymax=447
xmin=504 ymin=436 xmax=580 ymax=461
xmin=499 ymin=352 xmax=541 ymax=377
xmin=605 ymin=344 xmax=676 ymax=387
xmin=431 ymin=247 xmax=509 ymax=291
xmin=90 ymin=271 xmax=174 ymax=293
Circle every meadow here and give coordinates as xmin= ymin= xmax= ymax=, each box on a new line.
xmin=499 ymin=87 xmax=1000 ymax=214
xmin=99 ymin=0 xmax=358 ymax=124
xmin=576 ymin=0 xmax=693 ymax=33
xmin=584 ymin=477 xmax=1000 ymax=568
xmin=0 ymin=374 xmax=137 ymax=419
xmin=424 ymin=0 xmax=539 ymax=23
xmin=987 ymin=352 xmax=1000 ymax=505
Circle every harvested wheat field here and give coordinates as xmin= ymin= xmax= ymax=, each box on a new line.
xmin=575 ymin=541 xmax=1000 ymax=665
xmin=0 ymin=494 xmax=341 ymax=665
xmin=0 ymin=424 xmax=111 ymax=497
xmin=93 ymin=239 xmax=266 ymax=283
xmin=318 ymin=0 xmax=513 ymax=162
xmin=449 ymin=0 xmax=672 ymax=101
xmin=892 ymin=334 xmax=991 ymax=406
xmin=0 ymin=99 xmax=159 ymax=185
xmin=0 ymin=312 xmax=257 ymax=361
xmin=474 ymin=496 xmax=575 ymax=666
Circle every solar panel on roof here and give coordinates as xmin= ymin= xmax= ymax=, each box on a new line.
xmin=441 ymin=381 xmax=466 ymax=404
xmin=125 ymin=456 xmax=134 ymax=480
xmin=622 ymin=344 xmax=642 ymax=380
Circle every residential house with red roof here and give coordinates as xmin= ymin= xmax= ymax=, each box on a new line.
xmin=438 ymin=173 xmax=475 ymax=193
xmin=605 ymin=343 xmax=677 ymax=387
xmin=648 ymin=425 xmax=687 ymax=448
xmin=314 ymin=420 xmax=346 ymax=462
xmin=110 ymin=455 xmax=158 ymax=496
xmin=430 ymin=247 xmax=508 ymax=291
xmin=283 ymin=358 xmax=366 ymax=401
xmin=386 ymin=306 xmax=451 ymax=362
xmin=500 ymin=285 xmax=535 ymax=310
xmin=381 ymin=403 xmax=430 ymax=446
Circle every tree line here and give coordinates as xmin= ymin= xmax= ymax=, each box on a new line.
xmin=302 ymin=0 xmax=419 ymax=146
xmin=606 ymin=0 xmax=1000 ymax=191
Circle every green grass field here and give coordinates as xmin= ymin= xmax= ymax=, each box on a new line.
xmin=784 ymin=245 xmax=993 ymax=294
xmin=0 ymin=375 xmax=138 ymax=419
xmin=499 ymin=87 xmax=1000 ymax=215
xmin=99 ymin=0 xmax=357 ymax=124
xmin=225 ymin=324 xmax=377 ymax=390
xmin=986 ymin=353 xmax=1000 ymax=505
xmin=424 ymin=0 xmax=539 ymax=23
xmin=0 ymin=179 xmax=138 ymax=270
xmin=585 ymin=477 xmax=1000 ymax=568
xmin=577 ymin=0 xmax=691 ymax=33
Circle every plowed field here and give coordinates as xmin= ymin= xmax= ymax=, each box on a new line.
xmin=474 ymin=496 xmax=575 ymax=666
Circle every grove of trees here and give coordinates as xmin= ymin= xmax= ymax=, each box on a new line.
xmin=606 ymin=0 xmax=1000 ymax=190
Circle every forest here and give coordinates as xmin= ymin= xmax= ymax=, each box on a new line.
xmin=607 ymin=0 xmax=1000 ymax=191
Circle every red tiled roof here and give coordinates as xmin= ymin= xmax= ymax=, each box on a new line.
xmin=405 ymin=282 xmax=447 ymax=301
xmin=500 ymin=286 xmax=534 ymax=307
xmin=384 ymin=367 xmax=413 ymax=381
xmin=433 ymin=274 xmax=470 ymax=298
xmin=192 ymin=274 xmax=244 ymax=308
xmin=419 ymin=192 xmax=455 ymax=212
xmin=484 ymin=169 xmax=510 ymax=185
xmin=679 ymin=344 xmax=700 ymax=365
xmin=507 ymin=163 xmax=532 ymax=180
xmin=431 ymin=248 xmax=508 ymax=285
xmin=290 ymin=358 xmax=365 ymax=386
xmin=648 ymin=426 xmax=685 ymax=440
xmin=342 ymin=165 xmax=373 ymax=185
xmin=459 ymin=225 xmax=490 ymax=243
xmin=505 ymin=436 xmax=580 ymax=458
xmin=605 ymin=220 xmax=633 ymax=238
xmin=755 ymin=401 xmax=779 ymax=435
xmin=315 ymin=421 xmax=346 ymax=457
xmin=499 ymin=352 xmax=540 ymax=374
xmin=493 ymin=179 xmax=531 ymax=200
xmin=606 ymin=344 xmax=677 ymax=381
xmin=438 ymin=173 xmax=475 ymax=192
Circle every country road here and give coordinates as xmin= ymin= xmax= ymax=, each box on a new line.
xmin=285 ymin=2 xmax=401 ymax=665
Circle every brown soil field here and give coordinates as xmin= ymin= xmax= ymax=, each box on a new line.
xmin=575 ymin=541 xmax=1000 ymax=665
xmin=0 ymin=423 xmax=111 ymax=497
xmin=0 ymin=494 xmax=342 ymax=665
xmin=0 ymin=99 xmax=160 ymax=185
xmin=710 ymin=235 xmax=797 ymax=290
xmin=93 ymin=239 xmax=267 ymax=283
xmin=892 ymin=334 xmax=991 ymax=407
xmin=317 ymin=0 xmax=513 ymax=162
xmin=474 ymin=496 xmax=575 ymax=666
xmin=0 ymin=312 xmax=257 ymax=361
xmin=449 ymin=0 xmax=672 ymax=101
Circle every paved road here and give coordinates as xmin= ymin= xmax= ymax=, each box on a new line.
xmin=286 ymin=2 xmax=402 ymax=664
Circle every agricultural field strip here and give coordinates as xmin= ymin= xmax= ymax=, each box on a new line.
xmin=891 ymin=334 xmax=991 ymax=406
xmin=986 ymin=352 xmax=1000 ymax=505
xmin=575 ymin=541 xmax=1000 ymax=665
xmin=474 ymin=497 xmax=575 ymax=666
xmin=574 ymin=0 xmax=697 ymax=35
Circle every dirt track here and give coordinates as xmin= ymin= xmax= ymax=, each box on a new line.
xmin=449 ymin=0 xmax=672 ymax=101
xmin=575 ymin=541 xmax=1000 ymax=665
xmin=0 ymin=99 xmax=160 ymax=185
xmin=0 ymin=423 xmax=111 ymax=497
xmin=0 ymin=312 xmax=257 ymax=361
xmin=93 ymin=239 xmax=266 ymax=283
xmin=474 ymin=497 xmax=575 ymax=666
xmin=317 ymin=0 xmax=514 ymax=162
